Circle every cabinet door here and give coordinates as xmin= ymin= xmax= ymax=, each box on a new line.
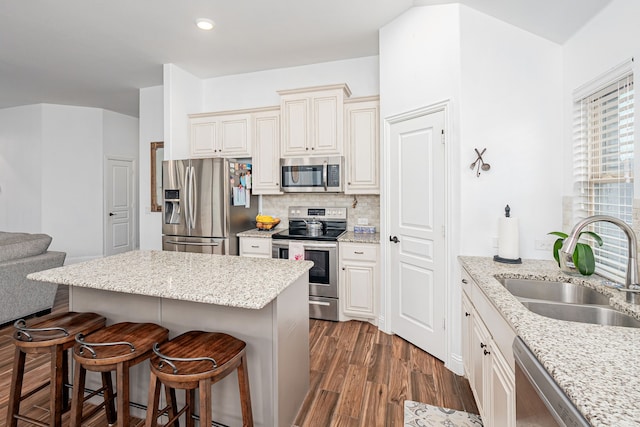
xmin=345 ymin=100 xmax=379 ymax=194
xmin=312 ymin=94 xmax=342 ymax=155
xmin=281 ymin=97 xmax=310 ymax=156
xmin=490 ymin=347 xmax=516 ymax=427
xmin=252 ymin=110 xmax=281 ymax=194
xmin=219 ymin=114 xmax=252 ymax=157
xmin=239 ymin=237 xmax=272 ymax=258
xmin=461 ymin=293 xmax=473 ymax=378
xmin=342 ymin=263 xmax=375 ymax=319
xmin=190 ymin=118 xmax=219 ymax=157
xmin=471 ymin=313 xmax=491 ymax=421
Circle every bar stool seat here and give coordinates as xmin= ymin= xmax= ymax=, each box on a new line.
xmin=70 ymin=322 xmax=170 ymax=427
xmin=146 ymin=330 xmax=254 ymax=427
xmin=6 ymin=311 xmax=106 ymax=427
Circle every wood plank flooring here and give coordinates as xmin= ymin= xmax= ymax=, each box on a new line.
xmin=0 ymin=285 xmax=478 ymax=427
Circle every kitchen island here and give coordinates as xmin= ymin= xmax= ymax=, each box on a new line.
xmin=28 ymin=250 xmax=313 ymax=427
xmin=459 ymin=256 xmax=640 ymax=426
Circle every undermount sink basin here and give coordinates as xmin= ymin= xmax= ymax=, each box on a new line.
xmin=520 ymin=300 xmax=640 ymax=328
xmin=497 ymin=278 xmax=611 ymax=305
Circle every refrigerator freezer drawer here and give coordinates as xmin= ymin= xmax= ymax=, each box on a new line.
xmin=162 ymin=236 xmax=227 ymax=255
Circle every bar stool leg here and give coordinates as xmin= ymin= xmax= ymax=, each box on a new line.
xmin=237 ymin=355 xmax=254 ymax=427
xmin=145 ymin=372 xmax=162 ymax=427
xmin=186 ymin=389 xmax=196 ymax=427
xmin=199 ymin=379 xmax=213 ymax=427
xmin=165 ymin=386 xmax=179 ymax=426
xmin=102 ymin=372 xmax=117 ymax=424
xmin=116 ymin=362 xmax=130 ymax=427
xmin=62 ymin=348 xmax=70 ymax=412
xmin=6 ymin=347 xmax=25 ymax=427
xmin=50 ymin=344 xmax=65 ymax=426
xmin=70 ymin=358 xmax=86 ymax=427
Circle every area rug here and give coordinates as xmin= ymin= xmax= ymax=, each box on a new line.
xmin=404 ymin=400 xmax=483 ymax=427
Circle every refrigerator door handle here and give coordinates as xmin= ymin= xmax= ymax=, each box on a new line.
xmin=165 ymin=240 xmax=220 ymax=247
xmin=189 ymin=166 xmax=196 ymax=229
xmin=323 ymin=160 xmax=328 ymax=192
xmin=184 ymin=166 xmax=191 ymax=229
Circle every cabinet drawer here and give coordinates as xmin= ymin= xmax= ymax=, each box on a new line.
xmin=340 ymin=243 xmax=378 ymax=261
xmin=240 ymin=238 xmax=271 ymax=257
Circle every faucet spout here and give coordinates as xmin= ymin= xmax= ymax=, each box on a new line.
xmin=560 ymin=215 xmax=640 ymax=304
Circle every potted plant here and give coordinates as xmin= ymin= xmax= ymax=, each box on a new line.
xmin=548 ymin=231 xmax=603 ymax=276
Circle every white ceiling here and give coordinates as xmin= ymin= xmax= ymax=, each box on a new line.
xmin=0 ymin=0 xmax=611 ymax=117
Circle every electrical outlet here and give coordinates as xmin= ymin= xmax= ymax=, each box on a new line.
xmin=535 ymin=239 xmax=553 ymax=251
xmin=357 ymin=218 xmax=369 ymax=225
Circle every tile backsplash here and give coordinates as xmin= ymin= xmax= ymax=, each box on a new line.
xmin=261 ymin=194 xmax=380 ymax=231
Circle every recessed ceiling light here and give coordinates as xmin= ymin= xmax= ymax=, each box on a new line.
xmin=196 ymin=18 xmax=215 ymax=31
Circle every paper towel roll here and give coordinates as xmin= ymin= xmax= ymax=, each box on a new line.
xmin=498 ymin=217 xmax=519 ymax=260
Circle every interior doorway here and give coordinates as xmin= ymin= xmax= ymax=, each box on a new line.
xmin=104 ymin=157 xmax=136 ymax=256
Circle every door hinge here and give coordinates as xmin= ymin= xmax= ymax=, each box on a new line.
xmin=441 ymin=225 xmax=446 ymax=237
xmin=441 ymin=129 xmax=445 ymax=144
xmin=442 ymin=317 xmax=446 ymax=330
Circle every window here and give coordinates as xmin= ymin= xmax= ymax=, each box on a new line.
xmin=573 ymin=72 xmax=634 ymax=283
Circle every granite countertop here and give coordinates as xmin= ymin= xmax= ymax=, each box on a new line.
xmin=237 ymin=228 xmax=285 ymax=238
xmin=459 ymin=256 xmax=640 ymax=426
xmin=338 ymin=232 xmax=380 ymax=244
xmin=28 ymin=250 xmax=312 ymax=310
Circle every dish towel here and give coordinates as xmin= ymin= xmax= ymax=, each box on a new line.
xmin=289 ymin=242 xmax=305 ymax=261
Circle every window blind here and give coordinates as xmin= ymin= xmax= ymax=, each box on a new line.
xmin=573 ymin=73 xmax=634 ymax=283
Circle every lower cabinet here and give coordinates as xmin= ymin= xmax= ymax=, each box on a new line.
xmin=339 ymin=242 xmax=379 ymax=322
xmin=461 ymin=267 xmax=515 ymax=427
xmin=239 ymin=237 xmax=272 ymax=258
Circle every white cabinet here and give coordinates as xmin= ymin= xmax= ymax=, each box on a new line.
xmin=339 ymin=242 xmax=379 ymax=322
xmin=251 ymin=108 xmax=281 ymax=195
xmin=239 ymin=237 xmax=272 ymax=258
xmin=279 ymin=84 xmax=351 ymax=157
xmin=461 ymin=267 xmax=515 ymax=427
xmin=189 ymin=112 xmax=252 ymax=158
xmin=344 ymin=97 xmax=380 ymax=194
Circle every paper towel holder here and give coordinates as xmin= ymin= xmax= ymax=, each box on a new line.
xmin=494 ymin=204 xmax=522 ymax=264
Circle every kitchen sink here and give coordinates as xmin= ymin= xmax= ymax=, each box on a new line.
xmin=520 ymin=300 xmax=640 ymax=328
xmin=497 ymin=278 xmax=610 ymax=305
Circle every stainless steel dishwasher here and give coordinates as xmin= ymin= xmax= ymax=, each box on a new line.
xmin=513 ymin=337 xmax=590 ymax=427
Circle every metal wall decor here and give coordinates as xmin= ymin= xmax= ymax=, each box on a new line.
xmin=470 ymin=148 xmax=491 ymax=177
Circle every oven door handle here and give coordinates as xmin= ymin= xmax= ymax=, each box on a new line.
xmin=309 ymin=300 xmax=331 ymax=307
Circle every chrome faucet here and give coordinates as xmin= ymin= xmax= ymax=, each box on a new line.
xmin=559 ymin=215 xmax=640 ymax=304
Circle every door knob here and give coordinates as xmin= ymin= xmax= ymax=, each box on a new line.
xmin=109 ymin=212 xmax=116 ymax=216
xmin=389 ymin=236 xmax=400 ymax=243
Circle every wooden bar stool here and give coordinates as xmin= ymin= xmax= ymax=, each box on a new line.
xmin=6 ymin=311 xmax=107 ymax=427
xmin=70 ymin=322 xmax=170 ymax=427
xmin=146 ymin=330 xmax=254 ymax=427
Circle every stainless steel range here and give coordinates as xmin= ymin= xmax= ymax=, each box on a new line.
xmin=272 ymin=206 xmax=347 ymax=321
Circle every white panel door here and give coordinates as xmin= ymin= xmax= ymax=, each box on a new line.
xmin=389 ymin=110 xmax=446 ymax=360
xmin=106 ymin=158 xmax=134 ymax=256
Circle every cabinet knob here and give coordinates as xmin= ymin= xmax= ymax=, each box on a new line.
xmin=461 ymin=279 xmax=468 ymax=284
xmin=306 ymin=147 xmax=309 ymax=150
xmin=311 ymin=147 xmax=315 ymax=150
xmin=354 ymin=251 xmax=364 ymax=255
xmin=342 ymin=267 xmax=345 ymax=270
xmin=465 ymin=312 xmax=470 ymax=317
xmin=348 ymin=182 xmax=352 ymax=185
xmin=480 ymin=343 xmax=487 ymax=349
xmin=484 ymin=349 xmax=491 ymax=356
xmin=251 ymin=245 xmax=259 ymax=248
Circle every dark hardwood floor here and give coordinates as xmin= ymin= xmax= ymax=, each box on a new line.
xmin=0 ymin=285 xmax=478 ymax=426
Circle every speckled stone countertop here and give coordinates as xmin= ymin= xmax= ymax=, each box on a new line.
xmin=28 ymin=250 xmax=312 ymax=310
xmin=459 ymin=256 xmax=640 ymax=426
xmin=338 ymin=232 xmax=380 ymax=244
xmin=237 ymin=228 xmax=284 ymax=238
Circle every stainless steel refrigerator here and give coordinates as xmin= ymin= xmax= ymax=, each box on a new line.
xmin=162 ymin=158 xmax=257 ymax=255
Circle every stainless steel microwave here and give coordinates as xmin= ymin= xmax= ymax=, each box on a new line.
xmin=280 ymin=156 xmax=344 ymax=193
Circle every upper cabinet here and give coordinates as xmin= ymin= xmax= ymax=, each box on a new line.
xmin=344 ymin=97 xmax=380 ymax=194
xmin=251 ymin=108 xmax=281 ymax=195
xmin=189 ymin=111 xmax=252 ymax=158
xmin=278 ymin=84 xmax=352 ymax=157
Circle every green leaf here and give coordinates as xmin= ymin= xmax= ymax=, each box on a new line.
xmin=579 ymin=231 xmax=603 ymax=247
xmin=548 ymin=231 xmax=568 ymax=239
xmin=574 ymin=243 xmax=596 ymax=275
xmin=552 ymin=238 xmax=564 ymax=266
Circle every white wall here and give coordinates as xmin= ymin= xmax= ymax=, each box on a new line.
xmin=202 ymin=56 xmax=380 ymax=112
xmin=164 ymin=64 xmax=203 ymax=160
xmin=0 ymin=105 xmax=43 ymax=232
xmin=563 ymin=0 xmax=640 ymax=197
xmin=41 ymin=104 xmax=104 ymax=260
xmin=459 ymin=6 xmax=563 ymax=259
xmin=139 ymin=85 xmax=164 ymax=250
